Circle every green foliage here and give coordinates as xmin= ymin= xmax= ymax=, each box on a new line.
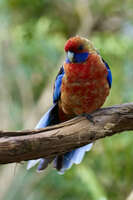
xmin=0 ymin=0 xmax=133 ymax=200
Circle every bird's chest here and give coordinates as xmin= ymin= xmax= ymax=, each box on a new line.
xmin=60 ymin=57 xmax=109 ymax=115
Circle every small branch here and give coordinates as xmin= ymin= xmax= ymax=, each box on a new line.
xmin=0 ymin=103 xmax=133 ymax=164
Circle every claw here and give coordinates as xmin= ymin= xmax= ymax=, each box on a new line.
xmin=81 ymin=113 xmax=95 ymax=124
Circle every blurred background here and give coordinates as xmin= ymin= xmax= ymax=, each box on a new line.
xmin=0 ymin=0 xmax=133 ymax=200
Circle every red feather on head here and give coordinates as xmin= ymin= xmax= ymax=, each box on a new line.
xmin=64 ymin=36 xmax=94 ymax=53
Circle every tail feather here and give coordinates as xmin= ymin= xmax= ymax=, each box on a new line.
xmin=73 ymin=143 xmax=93 ymax=164
xmin=27 ymin=159 xmax=41 ymax=170
xmin=55 ymin=143 xmax=93 ymax=174
xmin=53 ymin=155 xmax=64 ymax=171
xmin=37 ymin=158 xmax=53 ymax=172
xmin=27 ymin=104 xmax=59 ymax=171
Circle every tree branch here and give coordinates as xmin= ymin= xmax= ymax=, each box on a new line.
xmin=0 ymin=103 xmax=133 ymax=164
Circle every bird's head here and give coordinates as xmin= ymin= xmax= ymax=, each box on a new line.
xmin=64 ymin=36 xmax=96 ymax=63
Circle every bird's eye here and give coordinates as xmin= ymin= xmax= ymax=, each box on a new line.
xmin=78 ymin=45 xmax=83 ymax=51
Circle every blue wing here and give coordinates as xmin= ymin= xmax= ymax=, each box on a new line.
xmin=102 ymin=59 xmax=112 ymax=88
xmin=27 ymin=66 xmax=65 ymax=172
xmin=53 ymin=66 xmax=65 ymax=103
xmin=35 ymin=103 xmax=59 ymax=129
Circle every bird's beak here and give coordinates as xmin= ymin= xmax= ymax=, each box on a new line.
xmin=67 ymin=51 xmax=74 ymax=62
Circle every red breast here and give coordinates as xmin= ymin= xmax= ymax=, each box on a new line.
xmin=59 ymin=53 xmax=110 ymax=117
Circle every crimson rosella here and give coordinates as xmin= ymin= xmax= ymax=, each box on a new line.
xmin=27 ymin=36 xmax=112 ymax=174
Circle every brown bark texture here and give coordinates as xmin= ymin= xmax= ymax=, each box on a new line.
xmin=0 ymin=103 xmax=133 ymax=164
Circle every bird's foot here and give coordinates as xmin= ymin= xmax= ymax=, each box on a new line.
xmin=81 ymin=113 xmax=95 ymax=124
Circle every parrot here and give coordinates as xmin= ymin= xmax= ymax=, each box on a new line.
xmin=27 ymin=36 xmax=112 ymax=174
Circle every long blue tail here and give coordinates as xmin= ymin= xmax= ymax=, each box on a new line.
xmin=27 ymin=104 xmax=93 ymax=174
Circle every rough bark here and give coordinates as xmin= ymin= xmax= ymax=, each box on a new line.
xmin=0 ymin=103 xmax=133 ymax=164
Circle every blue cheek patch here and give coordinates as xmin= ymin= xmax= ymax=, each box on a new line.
xmin=65 ymin=58 xmax=70 ymax=63
xmin=66 ymin=52 xmax=89 ymax=63
xmin=74 ymin=52 xmax=89 ymax=63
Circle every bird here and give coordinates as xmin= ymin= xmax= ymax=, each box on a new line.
xmin=27 ymin=36 xmax=112 ymax=174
